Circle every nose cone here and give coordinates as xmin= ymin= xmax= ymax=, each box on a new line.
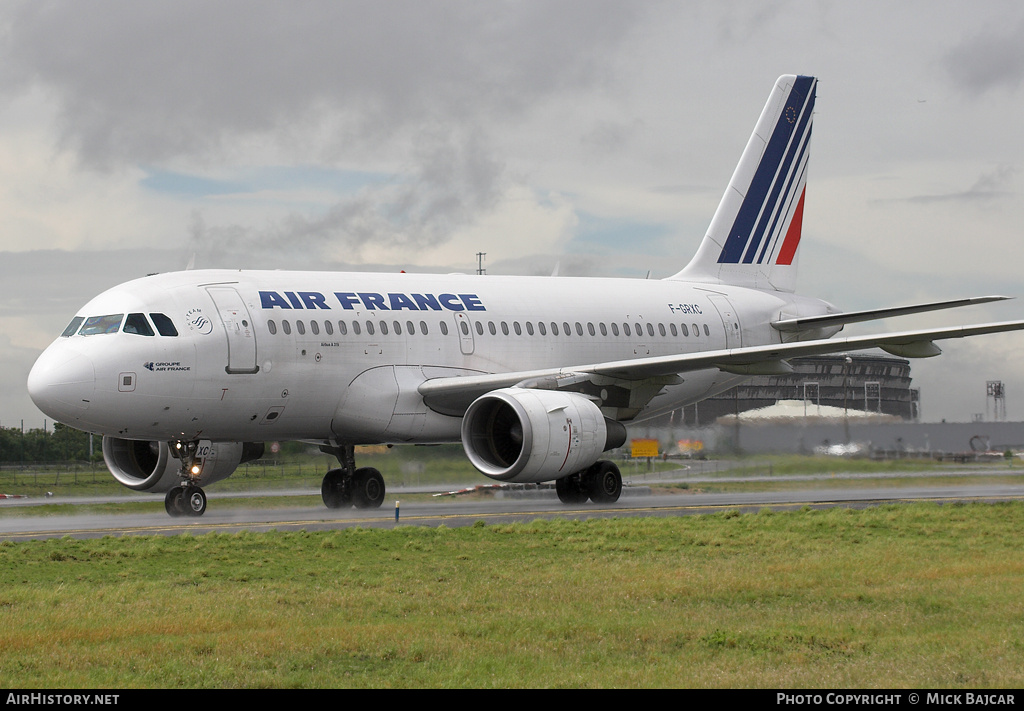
xmin=27 ymin=344 xmax=96 ymax=421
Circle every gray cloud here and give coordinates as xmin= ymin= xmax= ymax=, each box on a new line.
xmin=904 ymin=164 xmax=1017 ymax=204
xmin=189 ymin=126 xmax=505 ymax=265
xmin=0 ymin=0 xmax=643 ymax=168
xmin=942 ymin=18 xmax=1024 ymax=95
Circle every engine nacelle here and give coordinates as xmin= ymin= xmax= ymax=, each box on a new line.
xmin=461 ymin=388 xmax=627 ymax=483
xmin=102 ymin=437 xmax=264 ymax=492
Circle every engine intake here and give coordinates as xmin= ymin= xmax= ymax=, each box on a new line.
xmin=102 ymin=437 xmax=264 ymax=492
xmin=461 ymin=388 xmax=626 ymax=483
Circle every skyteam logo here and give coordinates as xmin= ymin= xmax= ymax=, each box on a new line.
xmin=718 ymin=75 xmax=816 ymax=267
xmin=186 ymin=308 xmax=214 ymax=335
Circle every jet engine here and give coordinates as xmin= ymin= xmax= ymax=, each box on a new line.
xmin=461 ymin=388 xmax=627 ymax=483
xmin=102 ymin=437 xmax=264 ymax=492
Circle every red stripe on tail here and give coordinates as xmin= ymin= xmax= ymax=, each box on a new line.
xmin=775 ymin=187 xmax=806 ymax=265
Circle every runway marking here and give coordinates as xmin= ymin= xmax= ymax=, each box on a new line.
xmin=4 ymin=492 xmax=1024 ymax=540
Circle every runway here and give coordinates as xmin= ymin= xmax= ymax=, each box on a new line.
xmin=3 ymin=478 xmax=1024 ymax=541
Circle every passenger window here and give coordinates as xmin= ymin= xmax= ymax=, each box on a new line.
xmin=406 ymin=321 xmax=415 ymax=335
xmin=282 ymin=320 xmax=292 ymax=335
xmin=599 ymin=323 xmax=607 ymax=337
xmin=588 ymin=323 xmax=596 ymax=337
xmin=611 ymin=323 xmax=619 ymax=336
xmin=393 ymin=321 xmax=402 ymax=336
xmin=352 ymin=321 xmax=361 ymax=335
xmin=297 ymin=321 xmax=306 ymax=335
xmin=501 ymin=322 xmax=509 ymax=336
xmin=575 ymin=322 xmax=583 ymax=336
xmin=61 ymin=316 xmax=84 ymax=337
xmin=475 ymin=321 xmax=484 ymax=336
xmin=366 ymin=321 xmax=375 ymax=336
xmin=268 ymin=320 xmax=278 ymax=335
xmin=539 ymin=322 xmax=547 ymax=336
xmin=623 ymin=323 xmax=631 ymax=337
xmin=704 ymin=324 xmax=710 ymax=337
xmin=439 ymin=321 xmax=447 ymax=335
xmin=526 ymin=322 xmax=534 ymax=336
xmin=325 ymin=320 xmax=333 ymax=336
xmin=681 ymin=324 xmax=689 ymax=336
xmin=670 ymin=324 xmax=678 ymax=337
xmin=80 ymin=314 xmax=124 ymax=336
xmin=647 ymin=323 xmax=655 ymax=337
xmin=563 ymin=322 xmax=571 ymax=336
xmin=551 ymin=322 xmax=559 ymax=336
xmin=310 ymin=320 xmax=320 ymax=335
xmin=379 ymin=321 xmax=388 ymax=335
xmin=658 ymin=324 xmax=666 ymax=337
xmin=150 ymin=313 xmax=178 ymax=337
xmin=514 ymin=322 xmax=522 ymax=336
xmin=460 ymin=321 xmax=469 ymax=335
xmin=338 ymin=321 xmax=348 ymax=335
xmin=420 ymin=321 xmax=428 ymax=335
xmin=692 ymin=323 xmax=699 ymax=336
xmin=488 ymin=322 xmax=496 ymax=336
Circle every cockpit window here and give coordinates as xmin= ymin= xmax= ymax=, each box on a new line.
xmin=149 ymin=313 xmax=178 ymax=337
xmin=123 ymin=313 xmax=155 ymax=336
xmin=79 ymin=314 xmax=124 ymax=336
xmin=61 ymin=316 xmax=85 ymax=337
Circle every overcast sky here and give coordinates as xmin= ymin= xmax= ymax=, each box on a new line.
xmin=3 ymin=0 xmax=1024 ymax=428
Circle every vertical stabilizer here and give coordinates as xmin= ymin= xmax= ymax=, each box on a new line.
xmin=671 ymin=75 xmax=816 ymax=292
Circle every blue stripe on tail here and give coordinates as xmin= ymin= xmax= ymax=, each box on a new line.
xmin=717 ymin=76 xmax=816 ymax=264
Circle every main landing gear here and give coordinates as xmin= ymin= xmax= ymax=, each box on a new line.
xmin=164 ymin=441 xmax=209 ymax=517
xmin=555 ymin=460 xmax=622 ymax=505
xmin=319 ymin=443 xmax=386 ymax=510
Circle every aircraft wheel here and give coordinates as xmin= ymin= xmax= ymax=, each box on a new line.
xmin=587 ymin=461 xmax=622 ymax=504
xmin=321 ymin=468 xmax=352 ymax=509
xmin=184 ymin=486 xmax=207 ymax=516
xmin=164 ymin=488 xmax=185 ymax=517
xmin=555 ymin=474 xmax=589 ymax=504
xmin=352 ymin=467 xmax=385 ymax=509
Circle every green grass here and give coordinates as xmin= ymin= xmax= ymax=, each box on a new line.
xmin=1 ymin=503 xmax=1023 ymax=688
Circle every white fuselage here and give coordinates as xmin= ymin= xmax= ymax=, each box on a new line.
xmin=28 ymin=269 xmax=834 ymax=444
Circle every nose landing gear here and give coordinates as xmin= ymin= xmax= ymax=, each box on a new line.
xmin=164 ymin=441 xmax=209 ymax=517
xmin=164 ymin=484 xmax=208 ymax=517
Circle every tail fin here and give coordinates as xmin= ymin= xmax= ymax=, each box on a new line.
xmin=671 ymin=75 xmax=817 ymax=293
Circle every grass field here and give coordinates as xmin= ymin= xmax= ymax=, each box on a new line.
xmin=1 ymin=502 xmax=1022 ymax=688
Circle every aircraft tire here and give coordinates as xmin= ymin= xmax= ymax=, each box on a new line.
xmin=164 ymin=488 xmax=185 ymax=517
xmin=352 ymin=467 xmax=385 ymax=509
xmin=587 ymin=461 xmax=622 ymax=504
xmin=555 ymin=474 xmax=589 ymax=504
xmin=321 ymin=468 xmax=352 ymax=509
xmin=182 ymin=486 xmax=207 ymax=516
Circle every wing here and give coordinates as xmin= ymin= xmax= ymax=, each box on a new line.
xmin=771 ymin=295 xmax=1010 ymax=333
xmin=419 ymin=320 xmax=1024 ymax=417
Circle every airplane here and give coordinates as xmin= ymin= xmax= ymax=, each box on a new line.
xmin=27 ymin=74 xmax=1024 ymax=517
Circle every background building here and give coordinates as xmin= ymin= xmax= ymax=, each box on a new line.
xmin=668 ymin=352 xmax=919 ymax=427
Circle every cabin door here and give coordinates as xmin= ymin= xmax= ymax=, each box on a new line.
xmin=207 ymin=286 xmax=259 ymax=374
